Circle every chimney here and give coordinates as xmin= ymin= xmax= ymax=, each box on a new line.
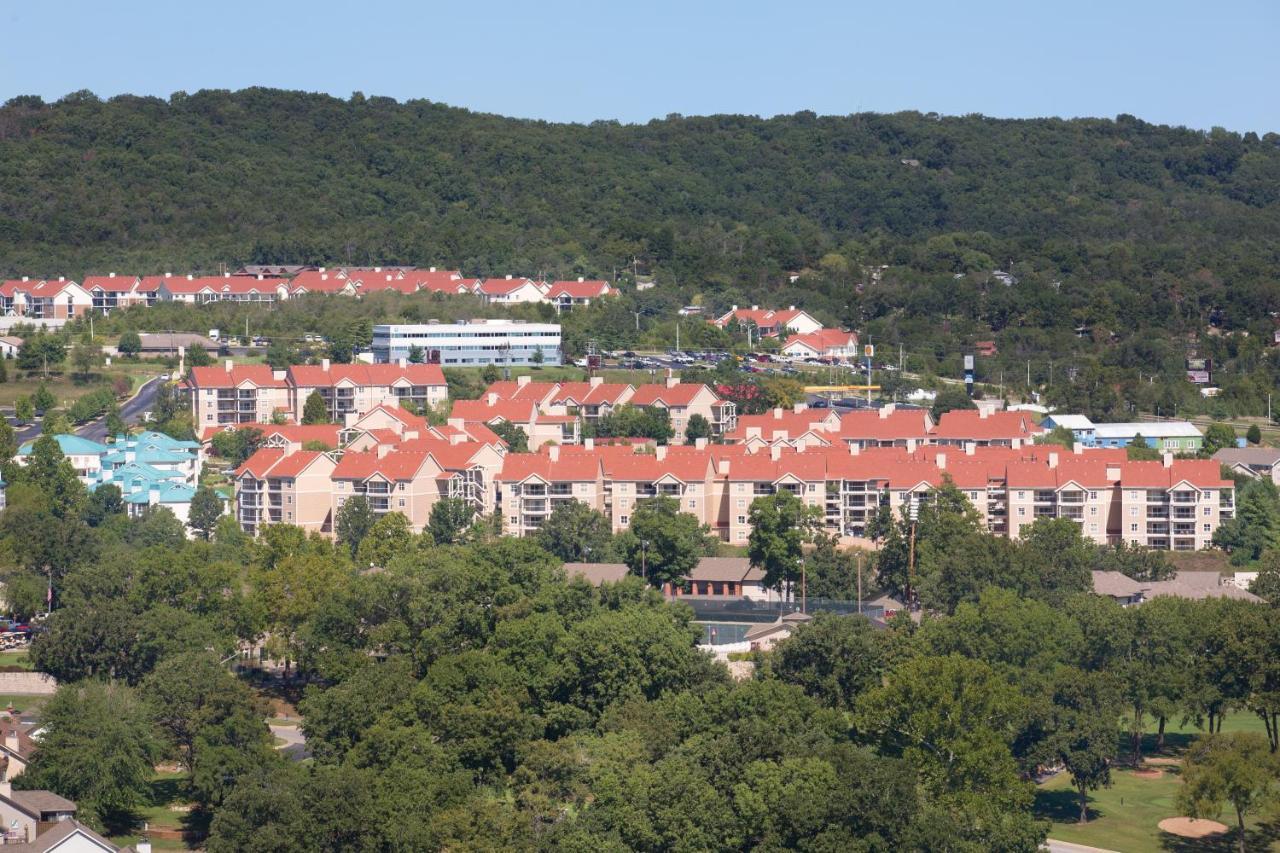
xmin=906 ymin=438 xmax=917 ymax=452
xmin=376 ymin=445 xmax=391 ymax=458
xmin=257 ymin=274 xmax=264 ymax=280
xmin=751 ymin=305 xmax=759 ymax=311
xmin=590 ymin=376 xmax=603 ymax=388
xmin=321 ymin=358 xmax=330 ymax=371
xmin=19 ymin=276 xmax=27 ymax=282
xmin=695 ymin=437 xmax=707 ymax=449
xmin=1106 ymin=465 xmax=1121 ymax=480
xmin=108 ymin=272 xmax=116 ymax=278
xmin=1162 ymin=452 xmax=1173 ymax=468
xmin=936 ymin=453 xmax=946 ymax=470
xmin=655 ymin=446 xmax=667 ymax=460
xmin=882 ymin=403 xmax=896 ymax=416
xmin=793 ymin=402 xmax=806 ymax=414
xmin=187 ymin=274 xmax=194 ymax=280
xmin=848 ymin=442 xmax=860 ymax=456
xmin=320 ymin=273 xmax=328 ymax=281
xmin=430 ymin=266 xmax=437 ymax=273
xmin=584 ymin=438 xmax=595 ymax=450
xmin=578 ymin=276 xmax=584 ymax=282
xmin=731 ymin=304 xmax=738 ymax=312
xmin=397 ymin=358 xmax=407 ymax=368
xmin=374 ymin=266 xmax=382 ymax=272
xmin=58 ymin=276 xmax=65 ymax=282
xmin=978 ymin=409 xmax=989 ymax=419
xmin=770 ymin=444 xmax=782 ymax=460
xmin=506 ymin=274 xmax=513 ymax=280
xmin=224 ymin=359 xmax=234 ymax=371
xmin=319 ymin=267 xmax=326 ymax=273
xmin=272 ymin=370 xmax=286 ymax=381
xmin=717 ymin=458 xmax=731 ymax=475
xmin=485 ymin=392 xmax=499 ymax=405
xmin=773 ymin=407 xmax=783 ymax=418
xmin=548 ymin=445 xmax=560 ymax=461
xmin=665 ymin=371 xmax=678 ymax=389
xmin=964 ymin=441 xmax=977 ymax=455
xmin=1048 ymin=452 xmax=1059 ymax=469
xmin=4 ymin=728 xmax=17 ymax=755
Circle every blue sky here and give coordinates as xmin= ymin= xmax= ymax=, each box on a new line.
xmin=3 ymin=0 xmax=1277 ymax=132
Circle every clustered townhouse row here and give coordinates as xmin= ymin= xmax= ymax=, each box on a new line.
xmin=222 ymin=370 xmax=1233 ymax=551
xmin=0 ymin=268 xmax=616 ymax=316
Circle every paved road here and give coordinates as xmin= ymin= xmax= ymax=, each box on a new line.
xmin=78 ymin=376 xmax=164 ymax=442
xmin=1043 ymin=840 xmax=1120 ymax=853
xmin=269 ymin=723 xmax=310 ymax=761
xmin=10 ymin=376 xmax=164 ymax=445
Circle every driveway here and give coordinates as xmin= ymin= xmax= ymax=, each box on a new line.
xmin=270 ymin=723 xmax=311 ymax=761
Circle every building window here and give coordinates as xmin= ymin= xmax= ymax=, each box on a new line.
xmin=1089 ymin=506 xmax=1097 ymax=516
xmin=399 ymin=498 xmax=405 ymax=508
xmin=1017 ymin=507 xmax=1026 ymax=517
xmin=1130 ymin=523 xmax=1138 ymax=532
xmin=1203 ymin=506 xmax=1210 ymax=516
xmin=1089 ymin=491 xmax=1098 ymax=500
xmin=1089 ymin=523 xmax=1098 ymax=533
xmin=1017 ymin=491 xmax=1025 ymax=499
xmin=737 ymin=515 xmax=746 ymax=524
xmin=688 ymin=500 xmax=697 ymax=509
xmin=620 ymin=515 xmax=629 ymax=525
xmin=1203 ymin=523 xmax=1211 ymax=533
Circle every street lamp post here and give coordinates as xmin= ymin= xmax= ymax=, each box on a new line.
xmin=907 ymin=495 xmax=919 ymax=611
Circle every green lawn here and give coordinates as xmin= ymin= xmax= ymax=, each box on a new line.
xmin=0 ymin=650 xmax=33 ymax=670
xmin=0 ymin=693 xmax=49 ymax=714
xmin=109 ymin=770 xmax=202 ymax=851
xmin=1037 ymin=712 xmax=1280 ymax=852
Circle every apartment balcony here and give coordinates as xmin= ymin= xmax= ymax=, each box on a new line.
xmin=1147 ymin=522 xmax=1169 ymax=535
xmin=1034 ymin=491 xmax=1055 ymax=504
xmin=548 ymin=485 xmax=572 ymax=496
xmin=1173 ymin=523 xmax=1196 ymax=536
xmin=1058 ymin=491 xmax=1084 ymax=504
xmin=1058 ymin=507 xmax=1084 ymax=521
xmin=1147 ymin=507 xmax=1168 ymax=519
xmin=522 ymin=515 xmax=545 ymax=530
xmin=1146 ymin=491 xmax=1170 ymax=504
xmin=1173 ymin=538 xmax=1196 ymax=551
xmin=1172 ymin=508 xmax=1195 ymax=520
xmin=753 ymin=485 xmax=775 ymax=496
xmin=522 ymin=485 xmax=547 ymax=497
xmin=1171 ymin=492 xmax=1197 ymax=504
xmin=522 ymin=500 xmax=548 ymax=514
xmin=1033 ymin=507 xmax=1055 ymax=518
xmin=369 ymin=498 xmax=390 ymax=513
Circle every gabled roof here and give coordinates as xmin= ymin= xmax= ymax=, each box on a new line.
xmin=481 ymin=380 xmax=560 ymax=403
xmin=286 ymin=363 xmax=446 ymax=388
xmin=781 ymin=328 xmax=859 ymax=352
xmin=161 ymin=275 xmax=288 ymax=295
xmin=287 ymin=271 xmax=356 ymax=294
xmin=82 ymin=274 xmax=141 ymax=292
xmin=450 ymin=398 xmax=538 ymax=424
xmin=931 ymin=410 xmax=1043 ymax=441
xmin=545 ymin=279 xmax=613 ymax=299
xmin=235 ymin=448 xmax=286 ymax=479
xmin=838 ymin=409 xmax=933 ymax=441
xmin=498 ymin=453 xmax=602 ymax=482
xmin=628 ymin=382 xmax=714 ymax=407
xmin=187 ymin=364 xmax=288 ymax=389
xmin=331 ymin=450 xmax=435 ymax=481
xmin=477 ymin=277 xmax=541 ymax=295
xmin=551 ymin=382 xmax=632 ymax=406
xmin=17 ymin=434 xmax=110 ymax=457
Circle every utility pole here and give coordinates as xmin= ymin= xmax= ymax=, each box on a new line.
xmin=1026 ymin=359 xmax=1031 ymax=389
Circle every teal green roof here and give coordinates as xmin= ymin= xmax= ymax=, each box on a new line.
xmin=18 ymin=434 xmax=111 ymax=456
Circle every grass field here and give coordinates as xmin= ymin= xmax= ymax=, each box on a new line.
xmin=0 ymin=650 xmax=33 ymax=670
xmin=1037 ymin=712 xmax=1280 ymax=852
xmin=108 ymin=770 xmax=202 ymax=852
xmin=0 ymin=360 xmax=163 ymax=410
xmin=0 ymin=693 xmax=49 ymax=714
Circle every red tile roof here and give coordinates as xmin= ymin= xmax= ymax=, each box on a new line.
xmin=450 ymin=398 xmax=539 ymax=424
xmin=628 ymin=383 xmax=714 ymax=407
xmin=478 ymin=277 xmax=541 ymax=295
xmin=545 ymin=280 xmax=613 ymax=299
xmin=839 ymin=409 xmax=933 ymax=442
xmin=162 ymin=275 xmax=288 ymax=295
xmin=287 ymin=363 xmax=446 ymax=388
xmin=82 ymin=275 xmax=140 ymax=292
xmin=236 ymin=448 xmax=286 ymax=479
xmin=931 ymin=410 xmax=1044 ymax=441
xmin=264 ymin=450 xmax=330 ymax=478
xmin=332 ymin=450 xmax=435 ymax=481
xmin=552 ymin=382 xmax=632 ymax=406
xmin=483 ymin=380 xmax=560 ymax=403
xmin=782 ymin=328 xmax=859 ymax=354
xmin=188 ymin=364 xmax=288 ymax=388
xmin=499 ymin=453 xmax=602 ymax=482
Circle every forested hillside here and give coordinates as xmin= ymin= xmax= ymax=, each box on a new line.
xmin=3 ymin=88 xmax=1280 ymax=415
